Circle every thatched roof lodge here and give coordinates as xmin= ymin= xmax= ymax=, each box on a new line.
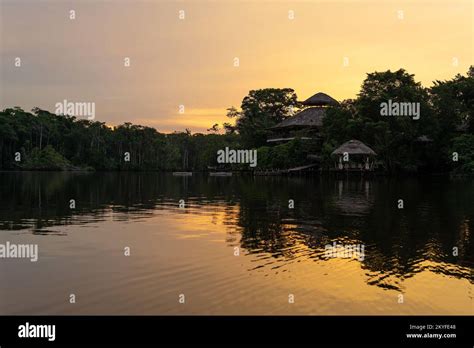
xmin=302 ymin=92 xmax=339 ymax=107
xmin=332 ymin=140 xmax=377 ymax=156
xmin=271 ymin=107 xmax=326 ymax=130
xmin=332 ymin=140 xmax=377 ymax=171
xmin=268 ymin=92 xmax=339 ymax=143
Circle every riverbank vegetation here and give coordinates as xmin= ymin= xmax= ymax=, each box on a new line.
xmin=0 ymin=67 xmax=472 ymax=174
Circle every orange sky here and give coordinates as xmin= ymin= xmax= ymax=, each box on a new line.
xmin=1 ymin=0 xmax=472 ymax=133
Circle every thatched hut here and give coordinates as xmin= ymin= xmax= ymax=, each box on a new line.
xmin=301 ymin=92 xmax=339 ymax=107
xmin=332 ymin=140 xmax=377 ymax=171
xmin=268 ymin=92 xmax=339 ymax=143
xmin=270 ymin=107 xmax=326 ymax=131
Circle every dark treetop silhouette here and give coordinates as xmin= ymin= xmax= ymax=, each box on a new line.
xmin=1 ymin=68 xmax=472 ymax=174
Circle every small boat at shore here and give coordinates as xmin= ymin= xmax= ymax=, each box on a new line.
xmin=209 ymin=172 xmax=232 ymax=177
xmin=172 ymin=172 xmax=192 ymax=176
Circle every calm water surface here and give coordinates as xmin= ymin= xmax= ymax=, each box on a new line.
xmin=0 ymin=172 xmax=472 ymax=314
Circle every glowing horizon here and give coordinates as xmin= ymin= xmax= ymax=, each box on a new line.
xmin=1 ymin=0 xmax=472 ymax=133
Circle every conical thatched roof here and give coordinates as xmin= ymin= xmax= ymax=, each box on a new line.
xmin=332 ymin=140 xmax=377 ymax=156
xmin=302 ymin=92 xmax=339 ymax=106
xmin=271 ymin=107 xmax=326 ymax=129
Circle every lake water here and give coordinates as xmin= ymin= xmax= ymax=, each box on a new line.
xmin=0 ymin=172 xmax=472 ymax=315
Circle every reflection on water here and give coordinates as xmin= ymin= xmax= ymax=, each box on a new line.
xmin=0 ymin=172 xmax=472 ymax=314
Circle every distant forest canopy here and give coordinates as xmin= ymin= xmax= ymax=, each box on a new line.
xmin=0 ymin=67 xmax=473 ymax=173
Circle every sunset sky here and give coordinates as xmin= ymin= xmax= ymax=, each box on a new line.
xmin=1 ymin=0 xmax=472 ymax=133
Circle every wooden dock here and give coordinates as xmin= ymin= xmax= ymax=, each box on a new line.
xmin=172 ymin=172 xmax=193 ymax=176
xmin=254 ymin=163 xmax=318 ymax=176
xmin=209 ymin=172 xmax=232 ymax=177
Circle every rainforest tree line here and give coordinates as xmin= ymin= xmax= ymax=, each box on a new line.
xmin=0 ymin=67 xmax=472 ymax=173
xmin=0 ymin=109 xmax=239 ymax=171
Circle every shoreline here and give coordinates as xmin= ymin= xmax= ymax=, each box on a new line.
xmin=0 ymin=169 xmax=471 ymax=178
